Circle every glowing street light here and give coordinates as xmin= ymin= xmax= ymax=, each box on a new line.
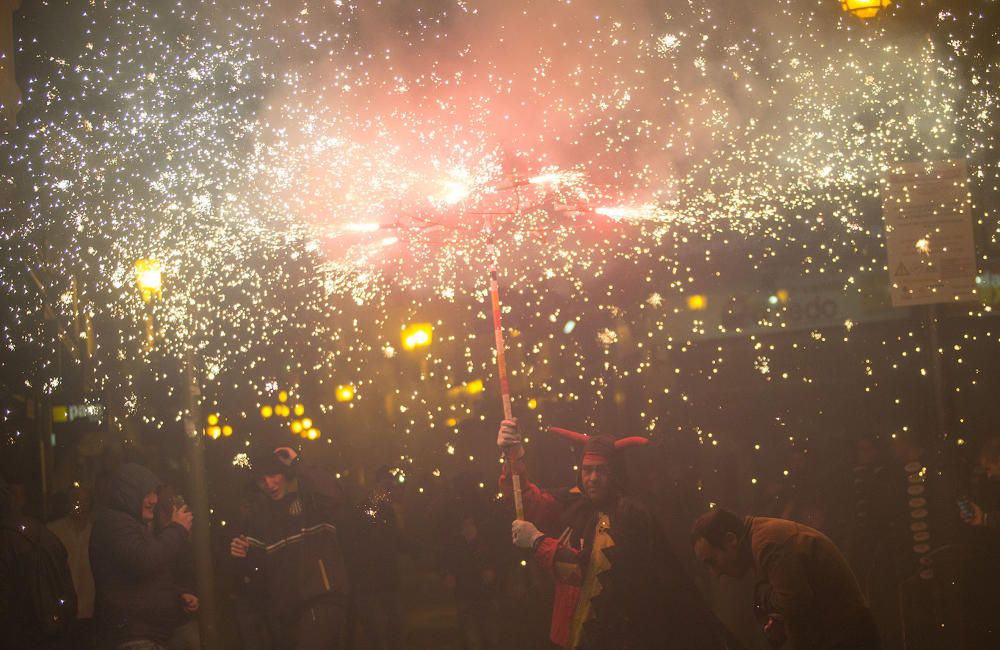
xmin=401 ymin=323 xmax=433 ymax=350
xmin=841 ymin=0 xmax=890 ymax=19
xmin=134 ymin=259 xmax=162 ymax=302
xmin=335 ymin=384 xmax=355 ymax=402
xmin=687 ymin=294 xmax=707 ymax=311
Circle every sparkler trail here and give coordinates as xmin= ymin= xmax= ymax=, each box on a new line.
xmin=2 ymin=0 xmax=999 ymax=482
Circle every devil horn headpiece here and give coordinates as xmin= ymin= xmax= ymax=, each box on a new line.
xmin=547 ymin=426 xmax=649 ymax=449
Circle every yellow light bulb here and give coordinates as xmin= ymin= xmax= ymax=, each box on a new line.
xmin=687 ymin=294 xmax=707 ymax=311
xmin=401 ymin=323 xmax=433 ymax=350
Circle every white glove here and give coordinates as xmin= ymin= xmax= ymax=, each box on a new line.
xmin=497 ymin=418 xmax=525 ymax=459
xmin=512 ymin=519 xmax=544 ymax=549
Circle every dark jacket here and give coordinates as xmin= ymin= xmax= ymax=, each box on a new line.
xmin=238 ymin=462 xmax=349 ymax=624
xmin=89 ymin=463 xmax=189 ymax=647
xmin=747 ymin=516 xmax=877 ymax=650
xmin=1 ymin=477 xmax=75 ymax=650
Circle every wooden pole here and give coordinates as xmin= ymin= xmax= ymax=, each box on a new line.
xmin=489 ymin=261 xmax=524 ymax=519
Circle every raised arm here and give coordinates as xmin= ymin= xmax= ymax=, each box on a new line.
xmin=100 ymin=512 xmax=190 ymax=578
xmin=276 ymin=447 xmax=345 ymax=508
xmin=497 ymin=418 xmax=563 ymax=530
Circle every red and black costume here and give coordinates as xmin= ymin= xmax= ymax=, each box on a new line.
xmin=502 ymin=428 xmax=733 ymax=650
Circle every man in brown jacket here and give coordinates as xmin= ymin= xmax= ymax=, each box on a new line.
xmin=691 ymin=508 xmax=878 ymax=650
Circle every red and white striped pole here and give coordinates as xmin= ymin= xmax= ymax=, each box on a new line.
xmin=489 ymin=261 xmax=524 ymax=520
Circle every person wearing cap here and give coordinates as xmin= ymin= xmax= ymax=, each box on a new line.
xmin=691 ymin=508 xmax=878 ymax=650
xmin=89 ymin=462 xmax=194 ymax=650
xmin=229 ymin=442 xmax=350 ymax=650
xmin=498 ymin=418 xmax=731 ymax=650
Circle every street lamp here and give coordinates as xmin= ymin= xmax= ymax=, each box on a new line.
xmin=401 ymin=323 xmax=433 ymax=350
xmin=687 ymin=294 xmax=707 ymax=311
xmin=335 ymin=384 xmax=355 ymax=402
xmin=134 ymin=259 xmax=162 ymax=302
xmin=133 ymin=258 xmax=218 ymax=644
xmin=841 ymin=0 xmax=890 ymax=19
xmin=135 ymin=259 xmax=162 ymax=351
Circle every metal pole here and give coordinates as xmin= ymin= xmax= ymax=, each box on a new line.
xmin=183 ymin=352 xmax=219 ymax=649
xmin=39 ymin=395 xmax=51 ymax=521
xmin=925 ymin=304 xmax=949 ymax=441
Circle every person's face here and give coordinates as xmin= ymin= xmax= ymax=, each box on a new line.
xmin=693 ymin=533 xmax=747 ymax=578
xmin=981 ymin=456 xmax=1000 ymax=480
xmin=581 ymin=462 xmax=611 ymax=503
xmin=141 ymin=490 xmax=158 ymax=524
xmin=261 ymin=473 xmax=288 ymax=500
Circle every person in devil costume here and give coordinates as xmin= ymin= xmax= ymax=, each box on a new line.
xmin=498 ymin=419 xmax=735 ymax=650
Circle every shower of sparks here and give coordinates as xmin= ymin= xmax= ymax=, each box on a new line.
xmin=2 ymin=0 xmax=1000 ymax=488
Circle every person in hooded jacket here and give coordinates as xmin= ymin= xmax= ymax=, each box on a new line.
xmin=229 ymin=444 xmax=350 ymax=650
xmin=89 ymin=463 xmax=193 ymax=650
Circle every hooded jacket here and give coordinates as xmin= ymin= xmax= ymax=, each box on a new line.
xmin=89 ymin=463 xmax=189 ymax=646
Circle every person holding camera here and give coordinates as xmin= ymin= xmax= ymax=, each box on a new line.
xmin=152 ymin=484 xmax=200 ymax=650
xmin=89 ymin=463 xmax=194 ymax=650
xmin=229 ymin=442 xmax=350 ymax=650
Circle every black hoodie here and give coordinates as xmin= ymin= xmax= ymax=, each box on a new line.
xmin=89 ymin=463 xmax=189 ymax=646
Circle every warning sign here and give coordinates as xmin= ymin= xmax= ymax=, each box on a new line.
xmin=882 ymin=159 xmax=978 ymax=307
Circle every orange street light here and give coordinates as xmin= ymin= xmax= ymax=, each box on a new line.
xmin=401 ymin=323 xmax=433 ymax=350
xmin=842 ymin=0 xmax=890 ymax=19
